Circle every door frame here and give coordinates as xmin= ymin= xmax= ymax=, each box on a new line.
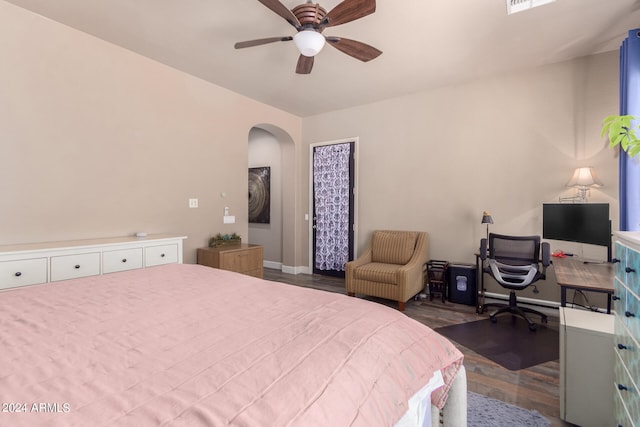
xmin=308 ymin=137 xmax=359 ymax=274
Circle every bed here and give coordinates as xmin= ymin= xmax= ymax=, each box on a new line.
xmin=0 ymin=263 xmax=465 ymax=426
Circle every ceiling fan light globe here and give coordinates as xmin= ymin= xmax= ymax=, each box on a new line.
xmin=293 ymin=30 xmax=325 ymax=57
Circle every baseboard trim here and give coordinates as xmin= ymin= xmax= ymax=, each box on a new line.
xmin=263 ymin=261 xmax=282 ymax=270
xmin=263 ymin=262 xmax=312 ymax=275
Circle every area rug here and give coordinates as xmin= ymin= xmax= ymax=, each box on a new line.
xmin=468 ymin=391 xmax=550 ymax=427
xmin=434 ymin=317 xmax=558 ymax=370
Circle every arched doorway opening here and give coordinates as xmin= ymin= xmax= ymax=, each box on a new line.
xmin=247 ymin=125 xmax=297 ymax=273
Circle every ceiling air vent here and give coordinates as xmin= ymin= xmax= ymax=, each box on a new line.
xmin=507 ymin=0 xmax=556 ymax=15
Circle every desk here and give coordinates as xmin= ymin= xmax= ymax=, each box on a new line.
xmin=553 ymin=257 xmax=614 ymax=313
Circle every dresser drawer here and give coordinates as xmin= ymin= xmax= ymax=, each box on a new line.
xmin=626 ymin=246 xmax=640 ymax=290
xmin=0 ymin=258 xmax=48 ymax=289
xmin=144 ymin=244 xmax=178 ymax=267
xmin=103 ymin=248 xmax=143 ymax=274
xmin=615 ymin=349 xmax=640 ymax=423
xmin=615 ymin=277 xmax=629 ymax=321
xmin=50 ymin=252 xmax=101 ymax=282
xmin=615 ymin=384 xmax=635 ymax=427
xmin=615 ymin=316 xmax=640 ymax=383
xmin=627 ymin=289 xmax=640 ymax=340
xmin=220 ymin=249 xmax=262 ymax=273
xmin=615 ymin=277 xmax=640 ymax=337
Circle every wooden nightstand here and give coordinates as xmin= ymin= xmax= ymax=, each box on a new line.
xmin=197 ymin=244 xmax=263 ymax=278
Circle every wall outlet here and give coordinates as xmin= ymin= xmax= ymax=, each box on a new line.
xmin=223 ymin=215 xmax=235 ymax=224
xmin=189 ymin=198 xmax=198 ymax=208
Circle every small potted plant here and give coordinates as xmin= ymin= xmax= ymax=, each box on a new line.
xmin=209 ymin=233 xmax=241 ymax=247
xmin=601 ymin=115 xmax=640 ymax=157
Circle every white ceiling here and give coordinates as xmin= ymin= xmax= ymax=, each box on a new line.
xmin=6 ymin=0 xmax=640 ymax=116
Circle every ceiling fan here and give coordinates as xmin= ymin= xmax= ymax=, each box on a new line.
xmin=234 ymin=0 xmax=382 ymax=74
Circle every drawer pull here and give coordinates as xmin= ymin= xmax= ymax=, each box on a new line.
xmin=160 ymin=254 xmax=165 ymax=258
xmin=74 ymin=265 xmax=80 ymax=269
xmin=612 ymin=258 xmax=621 ymax=263
xmin=625 ymin=311 xmax=636 ymax=318
xmin=618 ymin=383 xmax=629 ymax=391
xmin=625 ymin=267 xmax=636 ymax=273
xmin=613 ymin=295 xmax=621 ymax=301
xmin=122 ymin=258 xmax=127 ymax=263
xmin=14 ymin=272 xmax=22 ymax=277
xmin=618 ymin=343 xmax=628 ymax=350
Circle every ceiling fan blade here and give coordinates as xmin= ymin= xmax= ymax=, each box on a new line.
xmin=296 ymin=55 xmax=314 ymax=74
xmin=322 ymin=0 xmax=376 ymax=28
xmin=326 ymin=37 xmax=382 ymax=62
xmin=234 ymin=36 xmax=293 ymax=49
xmin=258 ymin=0 xmax=301 ymax=28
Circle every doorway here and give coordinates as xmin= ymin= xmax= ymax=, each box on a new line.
xmin=310 ymin=139 xmax=357 ymax=277
xmin=247 ymin=125 xmax=296 ymax=273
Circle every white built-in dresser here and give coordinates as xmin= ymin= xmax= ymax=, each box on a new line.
xmin=0 ymin=234 xmax=186 ymax=290
xmin=613 ymin=231 xmax=640 ymax=426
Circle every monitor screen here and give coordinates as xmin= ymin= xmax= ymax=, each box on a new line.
xmin=542 ymin=203 xmax=611 ymax=247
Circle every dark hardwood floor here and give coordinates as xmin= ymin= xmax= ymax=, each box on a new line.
xmin=263 ymin=268 xmax=573 ymax=427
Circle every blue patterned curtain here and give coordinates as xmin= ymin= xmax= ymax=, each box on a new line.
xmin=313 ymin=143 xmax=351 ymax=271
xmin=620 ymin=28 xmax=640 ymax=231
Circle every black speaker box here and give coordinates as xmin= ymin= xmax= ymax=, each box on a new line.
xmin=447 ymin=263 xmax=477 ymax=306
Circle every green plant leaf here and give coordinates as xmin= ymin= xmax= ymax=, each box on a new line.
xmin=602 ymin=115 xmax=640 ymax=157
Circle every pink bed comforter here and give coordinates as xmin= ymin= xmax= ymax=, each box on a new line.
xmin=0 ymin=264 xmax=462 ymax=426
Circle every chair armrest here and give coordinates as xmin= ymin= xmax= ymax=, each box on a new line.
xmin=345 ymin=246 xmax=372 ymax=292
xmin=401 ymin=233 xmax=429 ymax=270
xmin=541 ymin=242 xmax=550 ymax=266
xmin=480 ymin=238 xmax=487 ymax=260
xmin=346 ymin=247 xmax=372 ymax=270
xmin=540 ymin=241 xmax=551 ymax=278
xmin=396 ymin=233 xmax=429 ymax=297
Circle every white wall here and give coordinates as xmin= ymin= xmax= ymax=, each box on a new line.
xmin=300 ymin=51 xmax=620 ymax=304
xmin=0 ymin=1 xmax=302 ymax=264
xmin=0 ymin=0 xmax=624 ymax=302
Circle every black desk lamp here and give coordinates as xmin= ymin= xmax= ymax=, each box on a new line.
xmin=481 ymin=211 xmax=494 ymax=242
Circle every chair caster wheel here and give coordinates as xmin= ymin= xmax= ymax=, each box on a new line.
xmin=541 ymin=316 xmax=548 ymax=324
xmin=490 ymin=316 xmax=497 ymax=323
xmin=529 ymin=324 xmax=537 ymax=331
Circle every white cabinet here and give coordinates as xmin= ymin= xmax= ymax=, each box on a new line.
xmin=0 ymin=234 xmax=186 ymax=290
xmin=559 ymin=307 xmax=614 ymax=427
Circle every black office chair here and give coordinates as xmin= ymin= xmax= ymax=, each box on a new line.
xmin=480 ymin=233 xmax=550 ymax=331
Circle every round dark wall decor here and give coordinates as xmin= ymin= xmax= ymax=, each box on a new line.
xmin=248 ymin=166 xmax=270 ymax=224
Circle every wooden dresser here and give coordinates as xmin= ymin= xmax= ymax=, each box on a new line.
xmin=613 ymin=231 xmax=640 ymax=426
xmin=0 ymin=234 xmax=186 ymax=290
xmin=197 ymin=244 xmax=263 ymax=278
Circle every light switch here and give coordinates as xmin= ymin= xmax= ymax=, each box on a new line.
xmin=189 ymin=198 xmax=198 ymax=208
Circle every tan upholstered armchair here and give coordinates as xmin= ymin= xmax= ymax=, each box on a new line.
xmin=346 ymin=230 xmax=429 ymax=311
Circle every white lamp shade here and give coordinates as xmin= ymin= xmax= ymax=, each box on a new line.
xmin=566 ymin=167 xmax=603 ymax=188
xmin=293 ymin=30 xmax=326 ymax=57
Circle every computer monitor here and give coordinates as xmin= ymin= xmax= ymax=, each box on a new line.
xmin=542 ymin=203 xmax=611 ymax=261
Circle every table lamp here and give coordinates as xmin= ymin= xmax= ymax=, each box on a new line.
xmin=481 ymin=211 xmax=494 ymax=242
xmin=565 ymin=167 xmax=603 ymax=202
